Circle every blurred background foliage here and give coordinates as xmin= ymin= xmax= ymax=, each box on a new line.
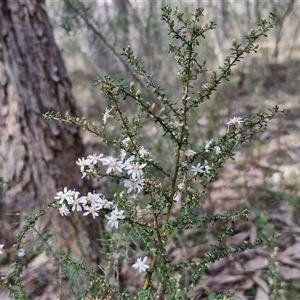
xmin=47 ymin=0 xmax=300 ymax=149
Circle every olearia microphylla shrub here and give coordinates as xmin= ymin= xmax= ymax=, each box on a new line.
xmin=6 ymin=6 xmax=283 ymax=300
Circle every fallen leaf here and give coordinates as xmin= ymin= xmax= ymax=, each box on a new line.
xmin=245 ymin=257 xmax=269 ymax=271
xmin=255 ymin=287 xmax=269 ymax=300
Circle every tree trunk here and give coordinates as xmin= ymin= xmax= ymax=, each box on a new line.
xmin=114 ymin=0 xmax=130 ymax=48
xmin=0 ymin=0 xmax=96 ymax=254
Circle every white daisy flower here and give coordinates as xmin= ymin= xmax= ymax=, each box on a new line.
xmin=227 ymin=116 xmax=244 ymax=132
xmin=105 ymin=207 xmax=125 ymax=229
xmin=103 ymin=107 xmax=113 ymax=124
xmin=54 ymin=187 xmax=73 ymax=204
xmin=59 ymin=204 xmax=70 ymax=216
xmin=18 ymin=248 xmax=25 ymax=258
xmin=124 ymin=178 xmax=145 ymax=194
xmin=123 ymin=156 xmax=147 ymax=179
xmin=132 ymin=256 xmax=150 ymax=273
xmin=191 ymin=163 xmax=205 ymax=175
xmin=101 ymin=156 xmax=124 ymax=174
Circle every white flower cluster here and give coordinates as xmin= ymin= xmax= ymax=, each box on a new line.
xmin=55 ymin=147 xmax=149 ymax=230
xmin=189 ymin=117 xmax=244 ymax=178
xmin=76 ymin=149 xmax=148 ymax=195
xmin=54 ymin=147 xmax=151 ymax=271
xmin=55 ymin=188 xmax=125 ymax=229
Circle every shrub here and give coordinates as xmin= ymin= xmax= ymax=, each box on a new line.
xmin=1 ymin=6 xmax=280 ymax=300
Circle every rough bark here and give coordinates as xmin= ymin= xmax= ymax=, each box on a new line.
xmin=0 ymin=0 xmax=96 ymax=251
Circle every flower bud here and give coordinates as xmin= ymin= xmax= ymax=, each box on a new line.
xmin=210 ymin=71 xmax=216 ymax=79
xmin=65 ymin=111 xmax=70 ymax=117
xmin=178 ymin=182 xmax=185 ymax=190
xmin=130 ymin=82 xmax=135 ymax=91
xmin=124 ymin=45 xmax=131 ymax=53
xmin=247 ymin=29 xmax=255 ymax=36
xmin=136 ymin=90 xmax=141 ymax=98
xmin=185 ymin=149 xmax=196 ymax=159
